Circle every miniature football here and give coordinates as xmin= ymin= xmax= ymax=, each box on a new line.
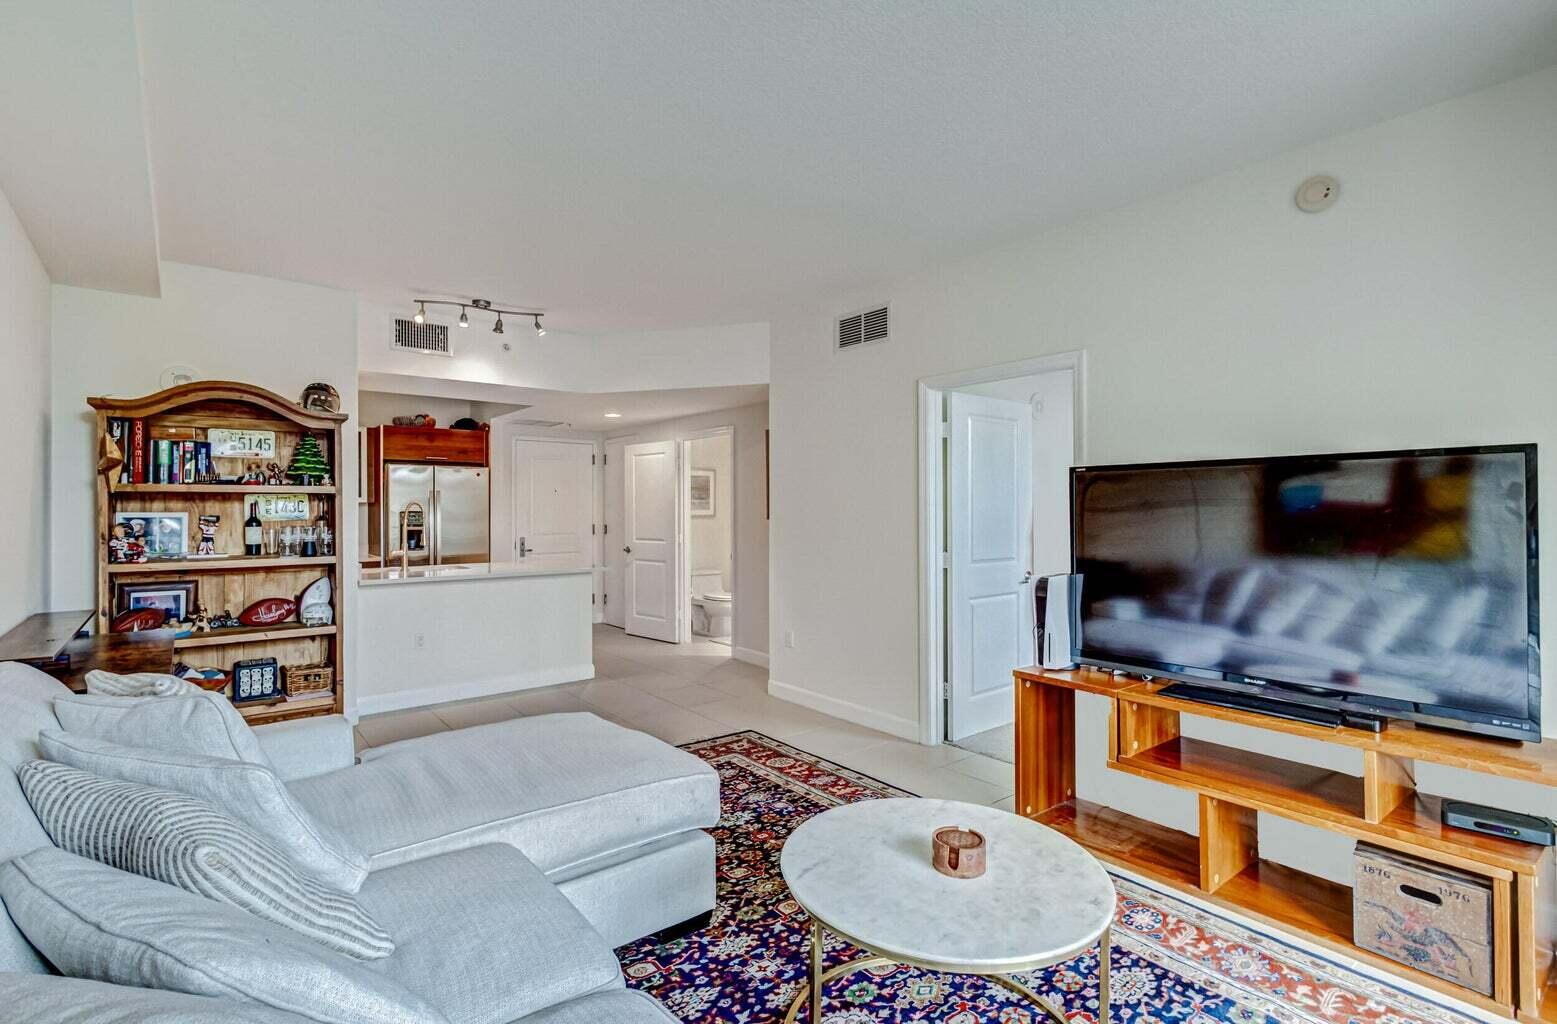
xmin=238 ymin=597 xmax=298 ymax=627
xmin=111 ymin=608 xmax=168 ymax=633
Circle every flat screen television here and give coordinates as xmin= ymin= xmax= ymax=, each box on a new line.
xmin=1071 ymin=444 xmax=1540 ymax=741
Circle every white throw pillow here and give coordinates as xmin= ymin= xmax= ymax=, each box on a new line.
xmin=0 ymin=849 xmax=445 ymax=1024
xmin=84 ymin=669 xmax=203 ymax=698
xmin=54 ymin=687 xmax=271 ymax=767
xmin=39 ymin=730 xmax=368 ymax=893
xmin=18 ymin=759 xmax=393 ymax=960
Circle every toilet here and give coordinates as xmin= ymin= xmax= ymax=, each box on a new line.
xmin=690 ymin=570 xmax=734 ymax=639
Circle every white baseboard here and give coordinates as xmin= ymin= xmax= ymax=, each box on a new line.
xmin=733 ymin=646 xmax=769 ymax=669
xmin=356 ymin=663 xmax=595 ymax=717
xmin=767 ymin=678 xmax=919 ymax=741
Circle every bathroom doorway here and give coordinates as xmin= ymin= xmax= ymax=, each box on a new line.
xmin=682 ymin=428 xmax=735 ymax=646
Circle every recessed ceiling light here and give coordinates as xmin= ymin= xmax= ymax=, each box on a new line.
xmin=603 ymin=412 xmax=622 ymax=418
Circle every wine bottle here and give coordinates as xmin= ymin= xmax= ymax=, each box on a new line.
xmin=244 ymin=502 xmax=262 ymax=556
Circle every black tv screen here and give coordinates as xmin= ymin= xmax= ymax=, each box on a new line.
xmin=1072 ymin=445 xmax=1540 ymax=740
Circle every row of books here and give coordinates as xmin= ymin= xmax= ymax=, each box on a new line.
xmin=107 ymin=419 xmax=216 ymax=485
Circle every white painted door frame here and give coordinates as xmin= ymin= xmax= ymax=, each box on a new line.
xmin=679 ymin=425 xmax=735 ymax=643
xmin=916 ymin=351 xmax=1087 ymax=747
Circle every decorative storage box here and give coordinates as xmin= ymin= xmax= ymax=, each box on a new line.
xmin=1353 ymin=843 xmax=1493 ymax=995
xmin=283 ymin=663 xmax=334 ymax=698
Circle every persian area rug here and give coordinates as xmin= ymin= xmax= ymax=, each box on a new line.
xmin=617 ymin=731 xmax=1481 ymax=1024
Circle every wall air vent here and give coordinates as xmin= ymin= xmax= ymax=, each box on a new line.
xmin=837 ymin=304 xmax=889 ymax=350
xmin=392 ymin=318 xmax=451 ymax=356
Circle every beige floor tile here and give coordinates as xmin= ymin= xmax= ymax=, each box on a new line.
xmin=575 ymin=679 xmax=678 ymax=719
xmin=506 ymin=687 xmax=593 ymax=717
xmin=615 ymin=669 xmax=702 ymax=695
xmin=702 ymin=665 xmax=768 ymax=699
xmin=657 ymin=682 xmax=730 ymax=709
xmin=627 ymin=706 xmax=727 ymax=746
xmin=355 ymin=708 xmax=448 ymax=747
xmin=944 ymin=751 xmax=1015 ymax=794
xmin=432 ymin=696 xmax=523 ymax=731
xmin=993 ymin=795 xmax=1016 ymax=812
xmin=782 ymin=721 xmax=897 ymax=765
xmin=697 ymin=693 xmax=831 ymax=740
xmin=590 ymin=653 xmax=651 ymax=680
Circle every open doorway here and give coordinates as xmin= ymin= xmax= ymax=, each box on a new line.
xmin=683 ymin=429 xmax=734 ymax=646
xmin=918 ymin=353 xmax=1084 ymax=762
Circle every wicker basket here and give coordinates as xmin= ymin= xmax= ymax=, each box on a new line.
xmin=283 ymin=663 xmax=334 ymax=699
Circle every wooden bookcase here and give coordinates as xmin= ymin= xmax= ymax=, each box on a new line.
xmin=88 ymin=382 xmax=349 ymax=725
xmin=1015 ymin=666 xmax=1557 ymax=1021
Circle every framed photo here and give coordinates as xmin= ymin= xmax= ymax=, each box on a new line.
xmin=113 ymin=511 xmax=189 ymax=558
xmin=113 ymin=580 xmax=198 ymax=625
xmin=690 ymin=468 xmax=716 ymax=517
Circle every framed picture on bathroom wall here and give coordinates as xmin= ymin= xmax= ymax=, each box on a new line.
xmin=690 ymin=468 xmax=716 ymax=516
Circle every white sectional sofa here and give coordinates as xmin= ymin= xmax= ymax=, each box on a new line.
xmin=0 ymin=661 xmax=720 ymax=1023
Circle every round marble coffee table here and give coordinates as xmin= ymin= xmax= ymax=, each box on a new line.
xmin=779 ymin=798 xmax=1115 ymax=1024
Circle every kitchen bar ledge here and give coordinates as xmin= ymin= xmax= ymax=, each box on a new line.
xmin=360 ymin=561 xmax=593 ymax=585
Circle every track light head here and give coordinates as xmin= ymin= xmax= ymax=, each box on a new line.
xmin=413 ymin=302 xmax=426 ymax=325
xmin=458 ymin=307 xmax=469 ymax=328
xmin=492 ymin=314 xmax=504 ymax=335
xmin=533 ymin=315 xmax=546 ymax=337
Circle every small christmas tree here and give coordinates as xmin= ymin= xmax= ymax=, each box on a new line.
xmin=286 ymin=433 xmax=330 ymax=485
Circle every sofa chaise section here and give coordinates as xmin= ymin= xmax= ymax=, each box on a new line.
xmin=288 ymin=712 xmax=720 ymax=943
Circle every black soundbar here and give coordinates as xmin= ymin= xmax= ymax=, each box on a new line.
xmin=1158 ymin=682 xmax=1384 ymax=732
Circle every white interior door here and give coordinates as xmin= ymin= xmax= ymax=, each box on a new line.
xmin=623 ymin=440 xmax=679 ymax=642
xmin=947 ymin=392 xmax=1034 ymax=740
xmin=602 ymin=439 xmax=626 ymax=628
xmin=511 ymin=439 xmax=593 ymax=570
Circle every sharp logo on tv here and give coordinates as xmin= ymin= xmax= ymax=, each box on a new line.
xmin=1071 ymin=444 xmax=1540 ymax=741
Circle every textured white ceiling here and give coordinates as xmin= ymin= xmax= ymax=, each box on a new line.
xmin=0 ymin=1 xmax=160 ymax=294
xmin=17 ymin=3 xmax=1557 ymax=327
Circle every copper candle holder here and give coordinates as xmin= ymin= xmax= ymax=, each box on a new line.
xmin=932 ymin=825 xmax=987 ymax=879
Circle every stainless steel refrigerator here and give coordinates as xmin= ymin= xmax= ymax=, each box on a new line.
xmin=382 ymin=464 xmax=489 ymax=566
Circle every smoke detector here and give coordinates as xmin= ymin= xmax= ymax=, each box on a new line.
xmin=1295 ymin=175 xmax=1339 ymax=213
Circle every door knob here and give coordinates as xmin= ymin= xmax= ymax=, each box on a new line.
xmin=623 ymin=546 xmax=632 ymax=554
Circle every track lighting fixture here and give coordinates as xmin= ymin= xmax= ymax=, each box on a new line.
xmin=409 ymin=297 xmax=544 ymax=340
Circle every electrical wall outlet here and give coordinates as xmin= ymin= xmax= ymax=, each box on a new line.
xmin=413 ymin=632 xmax=426 ymax=649
xmin=784 ymin=630 xmax=796 ymax=649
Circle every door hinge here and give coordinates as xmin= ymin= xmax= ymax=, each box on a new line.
xmin=592 ymin=593 xmax=596 ymax=605
xmin=602 ymin=452 xmax=607 ymax=465
xmin=591 ymin=523 xmax=596 ymax=535
xmin=602 ymin=523 xmax=608 ymax=535
xmin=592 ymin=453 xmax=597 ymax=465
xmin=942 ymin=679 xmax=951 ymax=699
xmin=603 ymin=592 xmax=608 ymax=606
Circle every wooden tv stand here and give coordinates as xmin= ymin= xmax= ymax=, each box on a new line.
xmin=1014 ymin=665 xmax=1557 ymax=1021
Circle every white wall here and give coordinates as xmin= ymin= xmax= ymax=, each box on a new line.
xmin=688 ymin=434 xmax=734 ymax=589
xmin=49 ymin=262 xmax=359 ymax=698
xmin=769 ymin=67 xmax=1557 ymax=878
xmin=608 ymin=403 xmax=770 ymax=664
xmin=359 ymin=298 xmax=769 ymax=394
xmin=0 ymin=182 xmax=51 ymax=631
xmin=358 ymin=391 xmax=519 ymax=428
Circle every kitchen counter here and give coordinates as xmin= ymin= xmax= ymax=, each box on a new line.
xmin=360 ymin=561 xmax=591 ymax=586
xmin=355 ymin=562 xmax=594 ymax=714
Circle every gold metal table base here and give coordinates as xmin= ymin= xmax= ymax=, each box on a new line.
xmin=782 ymin=920 xmax=1111 ymax=1024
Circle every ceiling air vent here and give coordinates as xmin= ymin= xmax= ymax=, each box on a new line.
xmin=392 ymin=318 xmax=451 ymax=356
xmin=512 ymin=418 xmax=567 ymax=428
xmin=837 ymin=304 xmax=888 ymax=350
